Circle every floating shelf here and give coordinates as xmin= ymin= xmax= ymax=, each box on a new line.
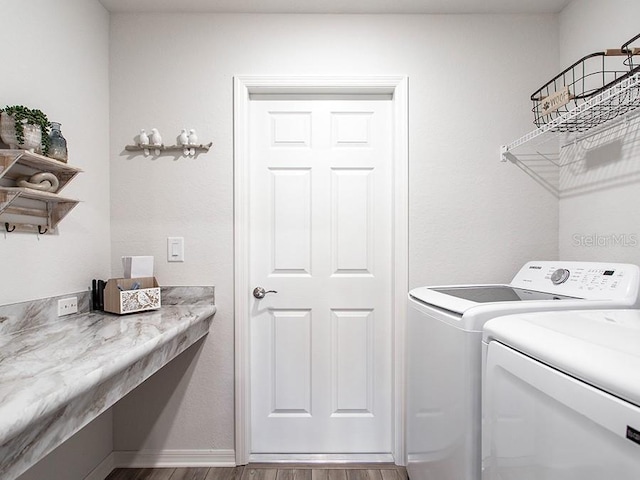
xmin=125 ymin=142 xmax=213 ymax=155
xmin=0 ymin=150 xmax=81 ymax=234
xmin=0 ymin=150 xmax=82 ymax=193
xmin=500 ymin=72 xmax=640 ymax=196
xmin=0 ymin=187 xmax=79 ymax=233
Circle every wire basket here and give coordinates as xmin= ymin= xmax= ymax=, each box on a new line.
xmin=531 ymin=33 xmax=640 ymax=132
xmin=623 ymin=32 xmax=640 ymax=70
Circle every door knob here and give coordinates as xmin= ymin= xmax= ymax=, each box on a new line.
xmin=253 ymin=287 xmax=278 ymax=299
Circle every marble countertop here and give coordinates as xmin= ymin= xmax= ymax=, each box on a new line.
xmin=0 ymin=298 xmax=215 ymax=480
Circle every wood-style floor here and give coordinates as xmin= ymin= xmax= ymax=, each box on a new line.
xmin=106 ymin=464 xmax=408 ymax=480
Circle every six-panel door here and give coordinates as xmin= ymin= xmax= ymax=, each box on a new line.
xmin=249 ymin=99 xmax=393 ymax=454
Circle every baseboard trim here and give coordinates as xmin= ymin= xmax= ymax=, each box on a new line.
xmin=249 ymin=454 xmax=396 ymax=464
xmin=84 ymin=452 xmax=117 ymax=480
xmin=113 ymin=449 xmax=236 ymax=468
xmin=84 ymin=449 xmax=395 ymax=478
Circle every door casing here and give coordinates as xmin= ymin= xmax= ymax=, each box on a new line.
xmin=233 ymin=75 xmax=409 ymax=465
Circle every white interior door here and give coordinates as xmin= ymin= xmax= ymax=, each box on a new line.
xmin=249 ymin=97 xmax=393 ymax=456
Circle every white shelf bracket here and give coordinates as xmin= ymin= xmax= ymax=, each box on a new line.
xmin=500 ymin=146 xmax=517 ymax=163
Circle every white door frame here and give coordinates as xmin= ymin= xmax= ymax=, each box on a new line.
xmin=233 ymin=75 xmax=409 ymax=465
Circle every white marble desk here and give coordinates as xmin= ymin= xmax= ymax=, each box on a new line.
xmin=0 ymin=300 xmax=215 ymax=480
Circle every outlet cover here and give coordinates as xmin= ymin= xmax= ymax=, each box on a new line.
xmin=58 ymin=297 xmax=78 ymax=316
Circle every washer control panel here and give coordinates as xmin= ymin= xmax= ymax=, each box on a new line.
xmin=510 ymin=261 xmax=640 ymax=300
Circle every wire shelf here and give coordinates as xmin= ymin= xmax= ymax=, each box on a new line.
xmin=501 ymin=34 xmax=640 ymax=197
xmin=501 ymin=73 xmax=640 ymax=197
xmin=531 ymin=32 xmax=640 ymax=132
xmin=506 ymin=72 xmax=640 ymax=156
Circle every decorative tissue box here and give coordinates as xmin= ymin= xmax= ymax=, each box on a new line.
xmin=104 ymin=277 xmax=161 ymax=314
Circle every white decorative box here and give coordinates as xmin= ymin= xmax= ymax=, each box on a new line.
xmin=104 ymin=277 xmax=161 ymax=314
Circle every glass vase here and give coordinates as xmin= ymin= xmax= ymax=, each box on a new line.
xmin=48 ymin=122 xmax=68 ymax=162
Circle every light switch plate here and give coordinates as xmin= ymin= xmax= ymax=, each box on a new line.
xmin=167 ymin=237 xmax=184 ymax=262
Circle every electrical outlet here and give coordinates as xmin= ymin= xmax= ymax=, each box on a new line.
xmin=57 ymin=296 xmax=78 ymax=316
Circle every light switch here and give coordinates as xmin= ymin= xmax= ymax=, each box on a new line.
xmin=167 ymin=237 xmax=184 ymax=262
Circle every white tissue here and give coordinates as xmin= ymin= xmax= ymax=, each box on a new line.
xmin=122 ymin=256 xmax=154 ymax=279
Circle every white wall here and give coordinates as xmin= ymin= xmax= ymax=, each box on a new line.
xmin=17 ymin=411 xmax=113 ymax=480
xmin=109 ymin=13 xmax=559 ymax=454
xmin=0 ymin=0 xmax=111 ymax=305
xmin=0 ymin=1 xmax=112 ymax=477
xmin=558 ymin=0 xmax=640 ymax=263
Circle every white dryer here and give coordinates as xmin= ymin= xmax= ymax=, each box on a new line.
xmin=483 ymin=309 xmax=640 ymax=480
xmin=406 ymin=261 xmax=640 ymax=480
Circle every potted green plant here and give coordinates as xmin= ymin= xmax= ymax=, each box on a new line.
xmin=0 ymin=105 xmax=50 ymax=154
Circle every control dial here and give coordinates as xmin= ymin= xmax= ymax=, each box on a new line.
xmin=550 ymin=268 xmax=570 ymax=285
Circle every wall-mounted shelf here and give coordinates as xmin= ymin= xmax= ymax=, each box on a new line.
xmin=0 ymin=188 xmax=79 ymax=233
xmin=0 ymin=150 xmax=82 ymax=234
xmin=0 ymin=150 xmax=81 ymax=191
xmin=500 ymin=72 xmax=640 ymax=196
xmin=124 ymin=142 xmax=213 ymax=155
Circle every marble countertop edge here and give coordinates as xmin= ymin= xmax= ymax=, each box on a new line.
xmin=0 ymin=304 xmax=216 ymax=447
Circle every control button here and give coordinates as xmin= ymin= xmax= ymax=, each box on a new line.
xmin=551 ymin=268 xmax=571 ymax=285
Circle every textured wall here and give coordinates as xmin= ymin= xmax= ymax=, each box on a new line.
xmin=0 ymin=0 xmax=111 ymax=305
xmin=17 ymin=411 xmax=113 ymax=480
xmin=1 ymin=2 xmax=113 ymax=477
xmin=109 ymin=13 xmax=559 ymax=454
xmin=558 ymin=0 xmax=640 ymax=264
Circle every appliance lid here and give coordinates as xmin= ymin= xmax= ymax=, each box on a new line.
xmin=409 ymin=261 xmax=640 ymax=316
xmin=409 ymin=284 xmax=497 ymax=314
xmin=431 ymin=286 xmax=578 ymax=303
xmin=484 ymin=309 xmax=640 ymax=408
xmin=409 ymin=284 xmax=580 ymax=315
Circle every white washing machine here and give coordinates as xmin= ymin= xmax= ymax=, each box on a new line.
xmin=483 ymin=309 xmax=640 ymax=480
xmin=406 ymin=261 xmax=640 ymax=480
